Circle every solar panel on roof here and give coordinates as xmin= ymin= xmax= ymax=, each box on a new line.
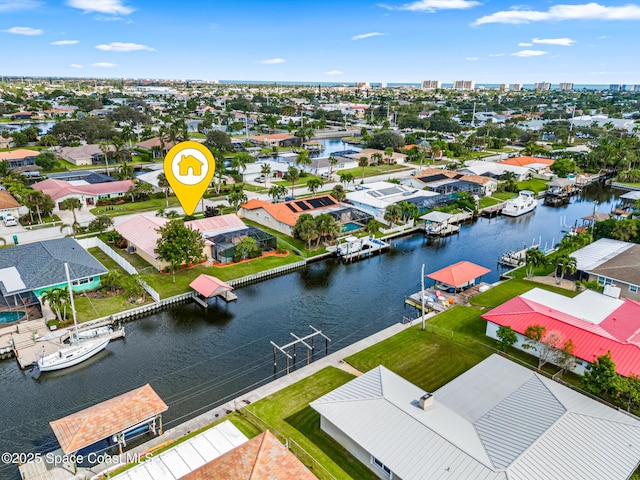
xmin=307 ymin=198 xmax=323 ymax=208
xmin=285 ymin=203 xmax=297 ymax=212
xmin=296 ymin=201 xmax=311 ymax=211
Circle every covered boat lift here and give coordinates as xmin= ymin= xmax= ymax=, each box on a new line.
xmin=420 ymin=211 xmax=460 ymax=237
xmin=190 ymin=274 xmax=237 ymax=307
xmin=427 ymin=261 xmax=491 ymax=293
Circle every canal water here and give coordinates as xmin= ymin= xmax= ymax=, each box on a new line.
xmin=0 ymin=185 xmax=619 ymax=477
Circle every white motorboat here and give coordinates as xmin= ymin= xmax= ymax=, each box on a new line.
xmin=37 ymin=337 xmax=110 ymax=371
xmin=35 ymin=263 xmax=111 ymax=372
xmin=502 ymin=190 xmax=538 ymax=217
xmin=73 ymin=325 xmax=113 ymax=341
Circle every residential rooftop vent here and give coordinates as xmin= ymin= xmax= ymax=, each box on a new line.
xmin=419 ymin=392 xmax=434 ymax=410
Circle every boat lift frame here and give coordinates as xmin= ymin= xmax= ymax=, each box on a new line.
xmin=270 ymin=325 xmax=331 ymax=374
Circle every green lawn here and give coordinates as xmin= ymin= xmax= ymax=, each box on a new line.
xmin=470 ymin=278 xmax=577 ymax=308
xmin=492 ymin=191 xmax=517 ymax=201
xmin=243 ymin=367 xmax=378 ymax=480
xmin=273 ymin=174 xmax=323 ymax=187
xmin=91 ymin=197 xmax=182 ymax=216
xmin=73 ymin=248 xmax=152 ymax=321
xmin=338 ymin=163 xmax=409 ymax=178
xmin=478 ymin=196 xmax=502 ymax=209
xmin=109 ymin=246 xmax=305 ymax=298
xmin=515 ymin=178 xmax=548 ymax=194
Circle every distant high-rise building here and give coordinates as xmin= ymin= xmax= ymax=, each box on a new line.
xmin=534 ymin=82 xmax=551 ymax=91
xmin=558 ymin=82 xmax=574 ymax=91
xmin=499 ymin=83 xmax=508 ymax=91
xmin=421 ymin=80 xmax=441 ymax=90
xmin=609 ymin=84 xmax=623 ymax=91
xmin=453 ymin=80 xmax=475 ymax=90
xmin=511 ymin=83 xmax=523 ymax=91
xmin=379 ymin=82 xmax=387 ymax=88
xmin=355 ymin=82 xmax=370 ymax=88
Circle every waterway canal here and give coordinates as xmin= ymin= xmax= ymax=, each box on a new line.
xmin=0 ymin=184 xmax=619 ymax=477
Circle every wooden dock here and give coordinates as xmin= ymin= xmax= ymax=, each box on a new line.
xmin=405 ymin=283 xmax=490 ymax=311
xmin=337 ymin=238 xmax=390 ymax=263
xmin=425 ymin=223 xmax=460 ymax=237
xmin=479 ymin=203 xmax=505 ymax=218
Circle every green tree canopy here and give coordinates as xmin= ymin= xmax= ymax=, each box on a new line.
xmin=205 ymin=130 xmax=234 ymax=152
xmin=496 ymin=325 xmax=518 ymax=351
xmin=582 ymin=351 xmax=617 ymax=395
xmin=366 ymin=130 xmax=405 ymax=150
xmin=154 ymin=219 xmax=205 ymax=283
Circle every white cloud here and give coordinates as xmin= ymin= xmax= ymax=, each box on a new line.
xmin=92 ymin=62 xmax=117 ymax=67
xmin=4 ymin=26 xmax=43 ymax=35
xmin=518 ymin=42 xmax=533 ymax=46
xmin=324 ymin=70 xmax=343 ymax=75
xmin=51 ymin=40 xmax=79 ymax=45
xmin=69 ymin=64 xmax=83 ymax=68
xmin=466 ymin=56 xmax=479 ymax=61
xmin=352 ymin=32 xmax=385 ymax=40
xmin=489 ymin=53 xmax=505 ymax=57
xmin=94 ymin=15 xmax=128 ymax=22
xmin=475 ymin=2 xmax=640 ymax=25
xmin=67 ymin=0 xmax=133 ymax=15
xmin=532 ymin=37 xmax=575 ymax=46
xmin=380 ymin=0 xmax=480 ymax=12
xmin=258 ymin=58 xmax=286 ymax=64
xmin=95 ymin=42 xmax=154 ymax=52
xmin=598 ymin=35 xmax=609 ymax=39
xmin=511 ymin=49 xmax=548 ymax=57
xmin=0 ymin=0 xmax=41 ymax=11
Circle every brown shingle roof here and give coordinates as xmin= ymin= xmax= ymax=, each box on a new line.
xmin=591 ymin=244 xmax=640 ymax=287
xmin=50 ymin=384 xmax=167 ymax=454
xmin=182 ymin=430 xmax=317 ymax=480
xmin=0 ymin=190 xmax=20 ymax=210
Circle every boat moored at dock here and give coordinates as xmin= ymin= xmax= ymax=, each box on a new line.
xmin=501 ymin=190 xmax=538 ymax=217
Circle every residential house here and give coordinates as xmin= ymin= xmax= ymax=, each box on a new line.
xmin=115 ymin=214 xmax=277 ymax=267
xmin=345 ymin=181 xmax=447 ymax=220
xmin=302 ymin=155 xmax=359 ymax=177
xmin=239 ymin=195 xmax=371 ymax=236
xmin=135 ymin=137 xmax=178 ymax=159
xmin=483 ymin=287 xmax=640 ymax=376
xmin=459 ymin=160 xmax=532 ymax=181
xmin=58 ymin=144 xmax=114 ymax=167
xmin=0 ymin=190 xmax=23 ymax=220
xmin=0 ymin=149 xmax=38 ymax=169
xmin=311 ymin=355 xmax=640 ymax=480
xmin=402 ymin=167 xmax=498 ymax=196
xmin=347 ymin=148 xmax=407 ymax=165
xmin=249 ymin=133 xmax=300 ymax=148
xmin=0 ymin=237 xmax=107 ymax=312
xmin=0 ymin=137 xmax=14 ymax=149
xmin=32 ymin=178 xmax=135 ymax=210
xmin=571 ymin=238 xmax=640 ymax=300
xmin=10 ymin=112 xmax=33 ymax=120
xmin=498 ymin=156 xmax=554 ymax=175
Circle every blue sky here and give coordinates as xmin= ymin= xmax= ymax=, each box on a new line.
xmin=1 ymin=0 xmax=639 ymax=84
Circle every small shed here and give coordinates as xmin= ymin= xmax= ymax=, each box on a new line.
xmin=427 ymin=261 xmax=491 ymax=292
xmin=190 ymin=274 xmax=237 ymax=305
xmin=49 ymin=384 xmax=167 ymax=456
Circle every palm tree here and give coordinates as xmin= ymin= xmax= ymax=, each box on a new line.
xmin=268 ymin=184 xmax=288 ymax=202
xmin=339 ymin=172 xmax=354 ymax=188
xmin=331 ymin=184 xmax=346 ymax=202
xmin=384 ymin=147 xmax=394 ymax=164
xmin=232 ymin=152 xmax=251 ymax=179
xmin=102 ymin=270 xmax=122 ymax=293
xmin=227 ymin=185 xmax=248 ymax=212
xmin=371 ymin=152 xmax=383 ymax=166
xmin=260 ymin=163 xmax=272 ymax=187
xmin=111 ymin=136 xmax=127 ymax=164
xmin=117 ymin=162 xmax=134 ymax=180
xmin=328 ymin=155 xmax=339 ymax=177
xmin=525 ymin=248 xmax=547 ymax=278
xmin=358 ymin=156 xmax=369 ymax=182
xmin=0 ymin=160 xmax=10 ymax=180
xmin=24 ymin=190 xmax=46 ymax=224
xmin=306 ymin=178 xmax=324 ymax=195
xmin=284 ymin=166 xmax=300 ymax=197
xmin=158 ymin=172 xmax=170 ymax=208
xmin=384 ymin=204 xmax=403 ymax=225
xmin=503 ymin=171 xmax=517 ymax=192
xmin=553 ymin=253 xmax=577 ymax=284
xmin=99 ymin=142 xmax=111 ymax=176
xmin=295 ymin=149 xmax=312 ymax=172
xmin=60 ymin=197 xmax=82 ymax=227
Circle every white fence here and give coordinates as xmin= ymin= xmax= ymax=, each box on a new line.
xmin=76 ymin=236 xmax=161 ymax=302
xmin=380 ymin=218 xmax=415 ymax=235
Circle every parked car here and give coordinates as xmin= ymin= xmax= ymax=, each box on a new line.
xmin=255 ymin=176 xmax=266 ymax=183
xmin=285 ymin=196 xmax=296 ymax=201
xmin=3 ymin=214 xmax=17 ymax=227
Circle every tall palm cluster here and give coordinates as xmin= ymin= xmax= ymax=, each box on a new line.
xmin=292 ymin=213 xmax=342 ymax=250
xmin=40 ymin=288 xmax=71 ymax=322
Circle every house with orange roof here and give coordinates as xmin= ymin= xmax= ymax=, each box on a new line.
xmin=402 ymin=167 xmax=498 ymax=196
xmin=0 ymin=149 xmax=38 ymax=169
xmin=498 ymin=156 xmax=554 ymax=175
xmin=0 ymin=190 xmax=23 ymax=219
xmin=239 ymin=194 xmax=372 ymax=236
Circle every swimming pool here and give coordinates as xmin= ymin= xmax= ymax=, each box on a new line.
xmin=0 ymin=311 xmax=25 ymax=324
xmin=342 ymin=222 xmax=362 ymax=232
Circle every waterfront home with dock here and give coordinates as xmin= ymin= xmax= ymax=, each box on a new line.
xmin=402 ymin=167 xmax=498 ymax=196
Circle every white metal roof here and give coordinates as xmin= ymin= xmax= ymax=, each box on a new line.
xmin=521 ymin=288 xmax=623 ymax=324
xmin=0 ymin=266 xmax=26 ymax=294
xmin=311 ymin=355 xmax=640 ymax=480
xmin=420 ymin=211 xmax=454 ymax=223
xmin=115 ymin=420 xmax=247 ymax=480
xmin=621 ymin=191 xmax=640 ymax=201
xmin=571 ymin=238 xmax=633 ymax=272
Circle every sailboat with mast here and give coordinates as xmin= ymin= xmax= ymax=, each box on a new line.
xmin=36 ymin=263 xmax=111 ymax=372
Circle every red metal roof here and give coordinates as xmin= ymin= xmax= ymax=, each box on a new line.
xmin=483 ymin=296 xmax=640 ymax=377
xmin=426 ymin=261 xmax=491 ymax=288
xmin=50 ymin=384 xmax=167 ymax=454
xmin=190 ymin=274 xmax=233 ymax=298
